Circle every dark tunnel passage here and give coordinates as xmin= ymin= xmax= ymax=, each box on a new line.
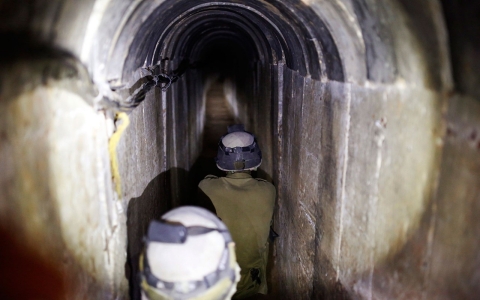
xmin=190 ymin=38 xmax=252 ymax=175
xmin=1 ymin=0 xmax=480 ymax=299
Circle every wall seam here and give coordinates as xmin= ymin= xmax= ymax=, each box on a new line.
xmin=368 ymin=92 xmax=387 ymax=300
xmin=80 ymin=0 xmax=111 ymax=63
xmin=421 ymin=89 xmax=449 ymax=299
xmin=336 ymin=83 xmax=351 ymax=281
xmin=162 ymin=89 xmax=167 ymax=173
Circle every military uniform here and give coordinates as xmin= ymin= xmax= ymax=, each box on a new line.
xmin=198 ymin=172 xmax=276 ymax=299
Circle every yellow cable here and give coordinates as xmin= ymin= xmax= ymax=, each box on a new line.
xmin=108 ymin=112 xmax=130 ymax=198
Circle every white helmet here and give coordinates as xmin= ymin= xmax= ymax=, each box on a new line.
xmin=215 ymin=124 xmax=262 ymax=171
xmin=140 ymin=206 xmax=240 ymax=300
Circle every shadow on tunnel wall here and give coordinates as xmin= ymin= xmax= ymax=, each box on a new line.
xmin=126 ymin=161 xmax=222 ymax=299
xmin=126 ymin=169 xmax=176 ymax=300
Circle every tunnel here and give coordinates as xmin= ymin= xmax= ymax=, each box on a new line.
xmin=0 ymin=0 xmax=479 ymax=299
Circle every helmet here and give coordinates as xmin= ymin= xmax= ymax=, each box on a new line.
xmin=140 ymin=206 xmax=240 ymax=300
xmin=215 ymin=124 xmax=262 ymax=171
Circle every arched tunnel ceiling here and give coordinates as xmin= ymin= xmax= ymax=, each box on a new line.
xmin=82 ymin=0 xmax=454 ymax=98
xmin=105 ymin=0 xmax=344 ymax=85
xmin=161 ymin=15 xmax=266 ymax=65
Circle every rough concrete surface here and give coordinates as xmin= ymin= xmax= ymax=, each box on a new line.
xmin=0 ymin=59 xmax=127 ymax=299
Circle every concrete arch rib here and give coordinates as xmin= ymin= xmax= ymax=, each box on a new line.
xmin=101 ymin=0 xmax=345 ymax=86
xmin=154 ymin=9 xmax=272 ymax=66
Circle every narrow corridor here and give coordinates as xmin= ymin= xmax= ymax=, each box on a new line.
xmin=187 ymin=78 xmax=238 ymax=207
xmin=201 ymin=78 xmax=237 ymax=158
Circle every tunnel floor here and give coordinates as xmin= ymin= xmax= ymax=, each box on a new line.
xmin=190 ymin=79 xmax=236 ymax=183
xmin=202 ymin=77 xmax=237 ymax=157
xmin=187 ymin=77 xmax=237 ymax=207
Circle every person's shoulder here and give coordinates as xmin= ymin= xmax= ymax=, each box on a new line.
xmin=198 ymin=175 xmax=220 ymax=187
xmin=254 ymin=178 xmax=276 ymax=188
xmin=254 ymin=177 xmax=268 ymax=183
xmin=253 ymin=178 xmax=276 ymax=200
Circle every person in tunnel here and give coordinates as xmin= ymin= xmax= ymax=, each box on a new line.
xmin=139 ymin=206 xmax=240 ymax=300
xmin=198 ymin=124 xmax=276 ymax=299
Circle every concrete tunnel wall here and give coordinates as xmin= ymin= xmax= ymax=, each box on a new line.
xmin=0 ymin=0 xmax=479 ymax=299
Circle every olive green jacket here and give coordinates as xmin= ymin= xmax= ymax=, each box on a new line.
xmin=198 ymin=172 xmax=276 ymax=299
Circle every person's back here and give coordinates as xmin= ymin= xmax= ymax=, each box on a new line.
xmin=198 ymin=125 xmax=276 ymax=299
